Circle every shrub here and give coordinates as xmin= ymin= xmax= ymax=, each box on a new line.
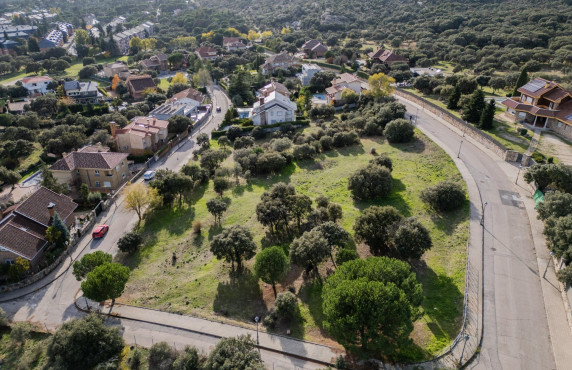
xmin=347 ymin=164 xmax=393 ymax=199
xmin=271 ymin=137 xmax=292 ymax=152
xmin=87 ymin=192 xmax=102 ymax=205
xmin=274 ymin=291 xmax=298 ymax=321
xmin=148 ymin=342 xmax=176 ymax=370
xmin=420 ymin=181 xmax=466 ymax=212
xmin=335 ymin=249 xmax=359 ymax=266
xmin=263 ymin=313 xmax=276 ymax=329
xmin=117 ymin=232 xmax=143 ymax=254
xmin=369 ymin=154 xmax=393 ymax=171
xmin=383 ymin=118 xmax=414 ymax=143
xmin=319 ymin=135 xmax=333 ymax=150
xmin=557 ymin=265 xmax=572 ymax=287
xmin=293 ymin=143 xmax=317 ymax=160
xmin=233 ymin=136 xmax=255 ymax=149
xmin=519 ymin=128 xmax=528 ymax=136
xmin=192 ymin=220 xmax=202 ymax=235
xmin=173 ymin=346 xmax=201 ymax=370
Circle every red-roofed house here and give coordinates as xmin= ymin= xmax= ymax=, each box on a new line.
xmin=126 ymin=74 xmax=157 ymax=100
xmin=0 ymin=186 xmax=77 ymax=269
xmin=325 ymin=73 xmax=363 ymax=104
xmin=502 ymin=78 xmax=572 ymax=139
xmin=195 ymin=46 xmax=219 ymax=61
xmin=49 ymin=148 xmax=130 ymax=193
xmin=111 ymin=116 xmax=169 ymax=155
xmin=369 ymin=49 xmax=408 ymax=67
xmin=223 ymin=37 xmax=247 ymax=51
xmin=301 ymin=40 xmax=328 ymax=58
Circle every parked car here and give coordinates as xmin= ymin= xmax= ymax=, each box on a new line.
xmin=143 ymin=170 xmax=156 ymax=181
xmin=216 ymin=106 xmax=221 ymax=112
xmin=92 ymin=224 xmax=109 ymax=239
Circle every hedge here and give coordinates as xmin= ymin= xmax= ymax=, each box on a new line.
xmin=357 ymin=71 xmax=369 ymax=80
xmin=308 ymin=61 xmax=355 ymax=73
xmin=211 ymin=120 xmax=310 ymax=139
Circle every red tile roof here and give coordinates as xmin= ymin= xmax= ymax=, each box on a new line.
xmin=21 ymin=75 xmax=53 ymax=84
xmin=169 ymin=88 xmax=205 ymax=104
xmin=15 ymin=186 xmax=78 ymax=227
xmin=50 ymin=151 xmax=129 ymax=171
xmin=126 ymin=74 xmax=156 ymax=93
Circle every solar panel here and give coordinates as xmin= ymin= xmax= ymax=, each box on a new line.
xmin=521 ymin=80 xmax=545 ymax=93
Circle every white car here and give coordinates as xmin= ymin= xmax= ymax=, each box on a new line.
xmin=143 ymin=170 xmax=156 ymax=181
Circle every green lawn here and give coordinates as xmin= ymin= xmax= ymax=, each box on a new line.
xmin=119 ymin=128 xmax=468 ymax=360
xmin=485 ymin=118 xmax=531 ymax=153
xmin=0 ymin=326 xmax=50 ymax=369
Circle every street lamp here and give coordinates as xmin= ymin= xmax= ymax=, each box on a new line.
xmin=480 ymin=202 xmax=488 ymax=226
xmin=254 ymin=316 xmax=260 ymax=345
xmin=457 ymin=140 xmax=463 ymax=159
xmin=515 ymin=164 xmax=523 ymax=185
xmin=543 ymin=251 xmax=555 ymax=278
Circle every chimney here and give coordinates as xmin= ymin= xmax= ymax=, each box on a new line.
xmin=48 ymin=202 xmax=56 ymax=219
xmin=259 ymin=97 xmax=264 ymax=105
xmin=110 ymin=121 xmax=117 ymax=137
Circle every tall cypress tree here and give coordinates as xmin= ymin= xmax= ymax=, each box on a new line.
xmin=512 ymin=67 xmax=529 ymax=97
xmin=463 ymin=89 xmax=485 ymax=124
xmin=479 ymin=99 xmax=496 ymax=130
xmin=447 ymin=85 xmax=461 ymax=110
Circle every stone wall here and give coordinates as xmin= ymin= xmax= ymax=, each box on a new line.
xmin=394 ymin=88 xmax=510 ymax=160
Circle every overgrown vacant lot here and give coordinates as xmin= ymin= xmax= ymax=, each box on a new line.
xmin=118 ymin=129 xmax=469 ymax=360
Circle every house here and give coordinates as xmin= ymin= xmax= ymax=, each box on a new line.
xmin=298 ymin=63 xmax=322 ymax=86
xmin=20 ymin=76 xmax=54 ymax=96
xmin=301 ymin=40 xmax=328 ymax=58
xmin=125 ymin=75 xmax=156 ymax=100
xmin=369 ymin=49 xmax=408 ymax=68
xmin=43 ymin=29 xmax=64 ymax=48
xmin=326 ymin=73 xmax=363 ymax=104
xmin=0 ymin=186 xmax=77 ymax=269
xmin=63 ymin=80 xmax=99 ymax=104
xmin=195 ymin=46 xmax=219 ymax=61
xmin=0 ymin=40 xmax=18 ymax=56
xmin=112 ymin=22 xmax=154 ymax=55
xmin=261 ymin=53 xmax=300 ymax=75
xmin=502 ymin=78 xmax=572 ymax=139
xmin=139 ymin=53 xmax=168 ymax=73
xmin=148 ymin=102 xmax=187 ymax=120
xmin=49 ymin=148 xmax=130 ymax=192
xmin=103 ymin=62 xmax=129 ymax=79
xmin=258 ymin=80 xmax=290 ymax=98
xmin=56 ymin=22 xmax=74 ymax=37
xmin=111 ymin=117 xmax=169 ymax=155
xmin=7 ymin=101 xmax=27 ymax=115
xmin=223 ymin=37 xmax=247 ymax=51
xmin=169 ymin=88 xmax=205 ymax=107
xmin=38 ymin=38 xmax=58 ymax=51
xmin=248 ymin=91 xmax=296 ymax=126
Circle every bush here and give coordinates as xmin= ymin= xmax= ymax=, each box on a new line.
xmin=347 ymin=164 xmax=393 ymax=200
xmin=148 ymin=342 xmax=176 ymax=370
xmin=87 ymin=192 xmax=102 ymax=205
xmin=274 ymin=291 xmax=298 ymax=321
xmin=335 ymin=249 xmax=359 ymax=266
xmin=233 ymin=136 xmax=254 ymax=149
xmin=293 ymin=143 xmax=317 ymax=160
xmin=192 ymin=220 xmax=202 ymax=235
xmin=369 ymin=154 xmax=393 ymax=171
xmin=117 ymin=232 xmax=143 ymax=254
xmin=557 ymin=265 xmax=572 ymax=287
xmin=319 ymin=135 xmax=333 ymax=150
xmin=519 ymin=128 xmax=528 ymax=136
xmin=173 ymin=346 xmax=201 ymax=370
xmin=271 ymin=137 xmax=292 ymax=152
xmin=420 ymin=180 xmax=466 ymax=212
xmin=383 ymin=118 xmax=414 ymax=143
xmin=263 ymin=313 xmax=276 ymax=329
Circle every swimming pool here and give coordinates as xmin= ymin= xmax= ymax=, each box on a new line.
xmin=313 ymin=94 xmax=326 ymax=100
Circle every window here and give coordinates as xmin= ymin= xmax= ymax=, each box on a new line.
xmin=76 ymin=169 xmax=80 ymax=175
xmin=94 ymin=170 xmax=100 ymax=176
xmin=104 ymin=182 xmax=111 ymax=188
xmin=4 ymin=259 xmax=14 ymax=265
xmin=277 ymin=111 xmax=282 ymax=116
xmin=95 ymin=181 xmax=101 ymax=187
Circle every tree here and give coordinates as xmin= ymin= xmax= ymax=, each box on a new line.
xmin=8 ymin=257 xmax=30 ymax=281
xmin=111 ymin=74 xmax=120 ymax=91
xmin=256 ymin=182 xmax=296 ymax=235
xmin=290 ymin=229 xmax=330 ymax=277
xmin=368 ymin=73 xmax=395 ymax=100
xmin=347 ymin=164 xmax=393 ymax=200
xmin=274 ymin=291 xmax=298 ymax=321
xmin=354 ymin=206 xmax=403 ymax=256
xmin=46 ymin=314 xmax=124 ymax=369
xmin=289 ymin=193 xmax=312 ymax=230
xmin=117 ymin=232 xmax=143 ymax=254
xmin=490 ymin=77 xmax=506 ymax=93
xmin=479 ymin=99 xmax=496 ymax=130
xmin=73 ymin=251 xmax=112 ymax=281
xmin=27 ymin=37 xmax=40 ymax=52
xmin=254 ymin=246 xmax=289 ymax=297
xmin=148 ymin=342 xmax=177 ymax=369
xmin=557 ymin=265 xmax=572 ymax=287
xmin=447 ymin=85 xmax=461 ymax=110
xmin=0 ymin=166 xmax=21 ymax=188
xmin=124 ymin=183 xmax=160 ymax=227
xmin=314 ymin=221 xmax=350 ymax=266
xmin=168 ymin=53 xmax=185 ymax=69
xmin=173 ymin=346 xmax=201 ymax=370
xmin=145 ymin=92 xmax=167 ymax=109
xmin=74 ymin=29 xmax=90 ymax=46
xmin=196 ymin=68 xmax=212 ymax=87
xmin=196 ymin=132 xmax=210 ymax=149
xmin=205 ymin=335 xmax=264 ymax=370
xmin=41 ymin=167 xmax=66 ymax=193
xmin=393 ymin=218 xmax=432 ymax=259
xmin=322 ymin=257 xmax=422 ymax=353
xmin=420 ymin=180 xmax=466 ymax=212
xmin=81 ymin=262 xmax=130 ymax=305
xmin=210 ymin=225 xmax=256 ymax=270
xmin=78 ymin=65 xmax=98 ymax=79
xmin=50 ymin=212 xmax=70 ymax=248
xmin=200 ymin=149 xmax=227 ymax=175
xmin=462 ymin=89 xmax=485 ymax=124
xmin=512 ymin=67 xmax=529 ymax=97
xmin=213 ymin=177 xmax=230 ymax=197
xmin=168 ymin=115 xmax=193 ymax=134
xmin=523 ymin=164 xmax=572 ymax=192
xmin=150 ymin=170 xmax=194 ymax=205
xmin=536 ymin=191 xmax=572 ymax=221
xmin=171 ymin=72 xmax=188 ymax=85
xmin=207 ymin=198 xmax=228 ymax=225
xmin=383 ymin=118 xmax=415 ymax=143
xmin=544 ymin=214 xmax=572 ymax=261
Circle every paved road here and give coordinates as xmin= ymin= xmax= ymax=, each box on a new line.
xmin=400 ymin=97 xmax=558 ymax=370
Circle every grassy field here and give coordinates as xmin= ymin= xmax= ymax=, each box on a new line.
xmin=486 ymin=118 xmax=531 ymax=153
xmin=0 ymin=326 xmax=49 ymax=369
xmin=118 ymin=128 xmax=469 ymax=361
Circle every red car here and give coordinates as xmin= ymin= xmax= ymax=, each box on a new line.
xmin=92 ymin=224 xmax=109 ymax=239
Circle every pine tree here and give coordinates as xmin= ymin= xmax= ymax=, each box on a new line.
xmin=479 ymin=99 xmax=496 ymax=130
xmin=52 ymin=212 xmax=70 ymax=243
xmin=447 ymin=85 xmax=461 ymax=110
xmin=512 ymin=67 xmax=529 ymax=97
xmin=462 ymin=89 xmax=485 ymax=124
xmin=28 ymin=37 xmax=40 ymax=53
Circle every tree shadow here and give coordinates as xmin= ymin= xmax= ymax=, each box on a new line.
xmin=143 ymin=204 xmax=196 ymax=236
xmin=351 ymin=178 xmax=412 ymax=217
xmin=428 ymin=200 xmax=470 ymax=235
xmin=212 ymin=269 xmax=266 ymax=322
xmin=298 ymin=280 xmax=326 ymax=330
xmin=207 ymin=224 xmax=223 ymax=241
xmin=388 ymin=136 xmax=426 ymax=153
xmin=336 ymin=144 xmax=365 ymax=157
xmin=412 ymin=260 xmax=464 ymax=346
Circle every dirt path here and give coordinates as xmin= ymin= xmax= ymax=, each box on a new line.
xmin=537 ymin=132 xmax=572 ymax=165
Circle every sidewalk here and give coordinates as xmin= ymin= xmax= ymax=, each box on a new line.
xmin=75 ymin=296 xmax=341 ymax=366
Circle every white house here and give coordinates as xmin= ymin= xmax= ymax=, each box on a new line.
xmin=325 ymin=73 xmax=363 ymax=103
xmin=169 ymin=88 xmax=205 ymax=108
xmin=249 ymin=91 xmax=297 ymax=126
xmin=298 ymin=64 xmax=322 ymax=86
xmin=20 ymin=76 xmax=54 ymax=95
